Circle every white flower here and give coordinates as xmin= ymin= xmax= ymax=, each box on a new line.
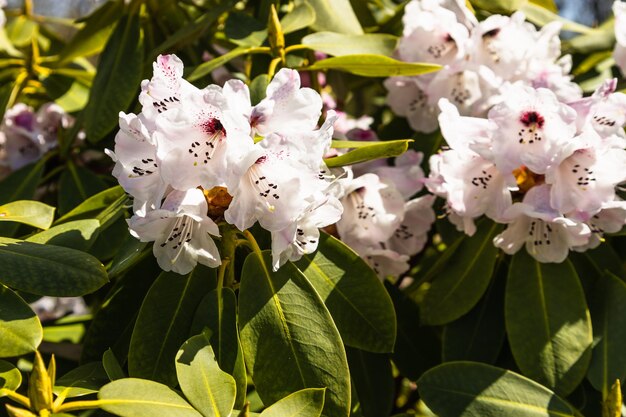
xmin=363 ymin=248 xmax=410 ymax=280
xmin=373 ymin=150 xmax=426 ymax=199
xmin=493 ymin=184 xmax=591 ymax=263
xmin=384 ymin=76 xmax=439 ymax=133
xmin=387 ymin=195 xmax=436 ymax=256
xmin=613 ymin=1 xmax=626 ymax=76
xmin=128 ymin=188 xmax=221 ymax=275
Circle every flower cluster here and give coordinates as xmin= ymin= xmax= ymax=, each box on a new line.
xmin=613 ymin=0 xmax=626 ymax=76
xmin=385 ymin=0 xmax=581 ymax=132
xmin=427 ymin=79 xmax=626 ymax=262
xmin=0 ymin=103 xmax=72 ymax=178
xmin=109 ymin=55 xmax=341 ymax=274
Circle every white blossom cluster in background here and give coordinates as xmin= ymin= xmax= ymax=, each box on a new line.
xmin=385 ymin=0 xmax=581 ymax=132
xmin=613 ymin=0 xmax=626 ymax=75
xmin=0 ymin=103 xmax=72 ymax=179
xmin=109 ymin=55 xmax=343 ymax=274
xmin=427 ymin=79 xmax=626 ymax=262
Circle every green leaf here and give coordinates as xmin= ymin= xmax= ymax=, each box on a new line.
xmin=442 ymin=268 xmax=506 ymax=364
xmin=107 ymin=234 xmax=149 ymax=279
xmin=294 ymin=233 xmax=396 ymax=353
xmin=562 ymin=19 xmax=615 ymax=54
xmin=302 ymin=32 xmax=397 ymax=57
xmin=307 ymin=0 xmax=363 ymax=34
xmin=0 ymin=285 xmax=42 ymax=357
xmin=0 ymin=159 xmax=46 ymax=237
xmin=83 ymin=12 xmax=143 ymax=142
xmin=0 ymin=201 xmax=55 ymax=229
xmin=260 ymin=388 xmax=325 ymax=417
xmin=324 ymin=139 xmax=411 ymax=168
xmin=6 ymin=15 xmax=36 ymax=47
xmin=586 ymin=272 xmax=626 ymax=396
xmin=103 ymin=349 xmax=126 ymax=381
xmin=418 ymin=362 xmax=583 ymax=417
xmin=385 ymin=283 xmax=440 ymax=380
xmin=506 ymin=251 xmax=593 ymax=396
xmin=224 ymin=12 xmax=267 ymax=47
xmin=26 ymin=219 xmax=100 ymax=251
xmin=186 ymin=47 xmax=254 ymax=82
xmin=150 ymin=0 xmax=238 ymax=57
xmin=190 ymin=288 xmax=246 ymax=409
xmin=419 ymin=221 xmax=501 ymax=326
xmin=249 ymin=74 xmax=270 ymax=106
xmin=43 ymin=75 xmax=90 ymax=113
xmin=56 ymin=0 xmax=123 ymax=65
xmin=0 ymin=238 xmax=108 ymax=296
xmin=56 ymin=186 xmax=125 ymax=224
xmin=58 ymin=164 xmax=108 ymax=215
xmin=239 ymin=251 xmax=350 ymax=417
xmin=54 ymin=362 xmax=109 ymax=398
xmin=128 ymin=267 xmax=215 ymax=387
xmin=280 ymin=2 xmax=316 ymax=34
xmin=346 ymin=347 xmax=393 ymax=417
xmin=98 ymin=378 xmax=203 ymax=417
xmin=519 ymin=3 xmax=594 ymax=34
xmin=0 ymin=81 xmax=13 ymax=122
xmin=0 ymin=359 xmax=21 ymax=391
xmin=304 ymin=55 xmax=440 ymax=77
xmin=176 ymin=332 xmax=236 ymax=417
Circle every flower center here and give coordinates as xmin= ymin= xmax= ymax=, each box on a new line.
xmin=517 ymin=111 xmax=545 ymax=144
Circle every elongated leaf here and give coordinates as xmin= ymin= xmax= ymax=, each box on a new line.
xmin=302 ymin=32 xmax=397 ymax=57
xmin=56 ymin=0 xmax=123 ymax=65
xmin=420 ymin=221 xmax=501 ymax=325
xmin=563 ymin=19 xmax=615 ymax=54
xmin=346 ymin=348 xmax=393 ymax=417
xmin=295 ymin=233 xmax=395 ymax=353
xmin=519 ymin=3 xmax=594 ymax=34
xmin=190 ymin=288 xmax=246 ymax=408
xmin=58 ymin=164 xmax=108 ymax=215
xmin=107 ymin=234 xmax=149 ymax=278
xmin=506 ymin=251 xmax=592 ymax=396
xmin=239 ymin=251 xmax=350 ymax=417
xmin=187 ymin=47 xmax=253 ymax=82
xmin=0 ymin=82 xmax=13 ymax=122
xmin=0 ymin=238 xmax=107 ymax=296
xmin=56 ymin=186 xmax=125 ymax=224
xmin=0 ymin=159 xmax=45 ymax=236
xmin=418 ymin=362 xmax=582 ymax=417
xmin=260 ymin=388 xmax=325 ymax=417
xmin=0 ymin=284 xmax=42 ymax=357
xmin=26 ymin=219 xmax=100 ymax=251
xmin=0 ymin=200 xmax=54 ymax=229
xmin=304 ymin=55 xmax=440 ymax=77
xmin=83 ymin=13 xmax=143 ymax=142
xmin=586 ymin=272 xmax=626 ymax=396
xmin=442 ymin=267 xmax=506 ymax=364
xmin=103 ymin=349 xmax=125 ymax=381
xmin=385 ymin=283 xmax=440 ymax=380
xmin=0 ymin=359 xmax=21 ymax=391
xmin=176 ymin=332 xmax=236 ymax=417
xmin=324 ymin=139 xmax=411 ymax=168
xmin=224 ymin=12 xmax=266 ymax=47
xmin=54 ymin=362 xmax=109 ymax=398
xmin=128 ymin=267 xmax=214 ymax=387
xmin=280 ymin=2 xmax=316 ymax=34
xmin=307 ymin=0 xmax=363 ymax=34
xmin=99 ymin=378 xmax=203 ymax=417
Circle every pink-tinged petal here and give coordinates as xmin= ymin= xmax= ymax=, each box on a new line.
xmin=388 ymin=195 xmax=436 ymax=256
xmin=384 ymin=76 xmax=439 ymax=133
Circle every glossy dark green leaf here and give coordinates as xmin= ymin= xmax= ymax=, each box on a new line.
xmin=239 ymin=251 xmax=350 ymax=417
xmin=586 ymin=272 xmax=626 ymax=396
xmin=176 ymin=332 xmax=236 ymax=417
xmin=99 ymin=378 xmax=202 ymax=417
xmin=187 ymin=47 xmax=254 ymax=82
xmin=302 ymin=32 xmax=397 ymax=57
xmin=308 ymin=0 xmax=363 ymax=34
xmin=83 ymin=13 xmax=143 ymax=142
xmin=280 ymin=2 xmax=316 ymax=34
xmin=260 ymin=388 xmax=325 ymax=417
xmin=0 ymin=359 xmax=21 ymax=391
xmin=420 ymin=222 xmax=501 ymax=326
xmin=442 ymin=267 xmax=506 ymax=364
xmin=385 ymin=283 xmax=440 ymax=380
xmin=0 ymin=238 xmax=108 ymax=296
xmin=56 ymin=186 xmax=125 ymax=224
xmin=418 ymin=362 xmax=583 ymax=417
xmin=103 ymin=349 xmax=125 ymax=381
xmin=0 ymin=200 xmax=54 ymax=229
xmin=26 ymin=219 xmax=100 ymax=251
xmin=224 ymin=12 xmax=266 ymax=47
xmin=190 ymin=288 xmax=246 ymax=408
xmin=107 ymin=234 xmax=149 ymax=279
xmin=58 ymin=164 xmax=108 ymax=215
xmin=0 ymin=159 xmax=45 ymax=237
xmin=0 ymin=82 xmax=13 ymax=123
xmin=304 ymin=55 xmax=440 ymax=77
xmin=249 ymin=74 xmax=269 ymax=106
xmin=0 ymin=284 xmax=42 ymax=357
xmin=54 ymin=362 xmax=109 ymax=398
xmin=506 ymin=251 xmax=592 ymax=396
xmin=295 ymin=233 xmax=395 ymax=353
xmin=346 ymin=347 xmax=393 ymax=417
xmin=128 ymin=266 xmax=215 ymax=387
xmin=324 ymin=139 xmax=411 ymax=168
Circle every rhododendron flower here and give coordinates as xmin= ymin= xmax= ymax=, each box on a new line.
xmin=613 ymin=0 xmax=626 ymax=76
xmin=128 ymin=189 xmax=221 ymax=274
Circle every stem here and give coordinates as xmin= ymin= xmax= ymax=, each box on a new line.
xmin=267 ymin=57 xmax=282 ymax=78
xmin=216 ymin=258 xmax=230 ymax=294
xmin=55 ymin=400 xmax=103 ymax=413
xmin=243 ymin=230 xmax=263 ymax=258
xmin=0 ymin=389 xmax=31 ymax=408
xmin=285 ymin=44 xmax=310 ymax=54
